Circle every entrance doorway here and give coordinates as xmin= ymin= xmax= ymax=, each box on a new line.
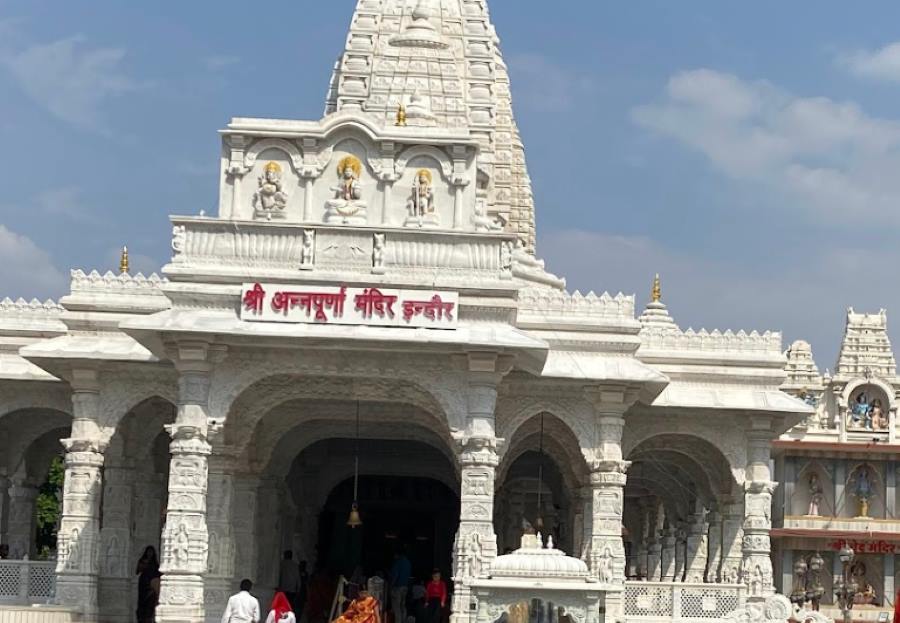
xmin=318 ymin=475 xmax=459 ymax=581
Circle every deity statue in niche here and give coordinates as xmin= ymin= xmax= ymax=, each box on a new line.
xmin=871 ymin=399 xmax=889 ymax=430
xmin=404 ymin=169 xmax=439 ymax=228
xmin=852 ymin=466 xmax=874 ymax=517
xmin=325 ymin=156 xmax=368 ymax=225
xmin=253 ymin=161 xmax=289 ymax=220
xmin=850 ymin=390 xmax=875 ymax=430
xmin=851 ymin=561 xmax=877 ymax=605
xmin=807 ymin=472 xmax=824 ymax=516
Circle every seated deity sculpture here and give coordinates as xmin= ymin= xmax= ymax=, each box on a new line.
xmin=253 ymin=161 xmax=289 ymax=219
xmin=325 ymin=156 xmax=368 ymax=225
xmin=404 ymin=169 xmax=439 ymax=228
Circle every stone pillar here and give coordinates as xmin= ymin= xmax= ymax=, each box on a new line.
xmin=584 ymin=388 xmax=634 ymax=623
xmin=705 ymin=510 xmax=723 ymax=583
xmin=55 ymin=370 xmax=106 ymax=619
xmin=156 ymin=344 xmax=224 ymax=623
xmin=659 ymin=528 xmax=676 ymax=581
xmin=647 ymin=531 xmax=662 ymax=581
xmin=98 ymin=462 xmax=136 ymax=623
xmin=450 ymin=355 xmax=507 ymax=623
xmin=720 ymin=499 xmax=744 ymax=584
xmin=673 ymin=527 xmax=686 ymax=582
xmin=205 ymin=455 xmax=236 ymax=622
xmin=741 ymin=418 xmax=777 ymax=600
xmin=684 ymin=507 xmax=709 ymax=583
xmin=7 ymin=479 xmax=38 ymax=559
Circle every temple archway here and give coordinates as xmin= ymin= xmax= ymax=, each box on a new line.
xmin=495 ymin=413 xmax=588 ymax=557
xmin=624 ymin=433 xmax=738 ymax=583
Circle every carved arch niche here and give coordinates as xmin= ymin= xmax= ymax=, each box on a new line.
xmin=314 ymin=135 xmax=375 ymax=225
xmin=792 ymin=460 xmax=834 ymax=518
xmin=240 ymin=139 xmax=304 ymax=222
xmin=393 ymin=146 xmax=454 ymax=229
xmin=845 ymin=382 xmax=892 ymax=433
xmin=842 ymin=462 xmax=885 ymax=519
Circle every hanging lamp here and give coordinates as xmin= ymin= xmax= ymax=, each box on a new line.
xmin=347 ymin=401 xmax=363 ymax=528
xmin=535 ymin=413 xmax=545 ymax=532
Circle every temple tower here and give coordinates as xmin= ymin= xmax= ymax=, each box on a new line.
xmin=326 ymin=0 xmax=537 ymax=251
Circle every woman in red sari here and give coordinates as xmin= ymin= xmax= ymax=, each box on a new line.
xmin=267 ymin=592 xmax=296 ymax=623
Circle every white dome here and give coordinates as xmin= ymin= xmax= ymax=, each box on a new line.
xmin=491 ymin=534 xmax=590 ymax=580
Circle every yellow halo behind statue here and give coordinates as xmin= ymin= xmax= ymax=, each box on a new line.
xmin=415 ymin=168 xmax=433 ymax=184
xmin=337 ymin=155 xmax=363 ymax=178
xmin=264 ymin=161 xmax=282 ymax=173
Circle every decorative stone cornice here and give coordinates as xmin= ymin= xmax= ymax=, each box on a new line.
xmin=518 ymin=289 xmax=635 ymax=321
xmin=641 ymin=327 xmax=782 ymax=354
xmin=0 ymin=297 xmax=64 ymax=320
xmin=70 ymin=269 xmax=168 ymax=294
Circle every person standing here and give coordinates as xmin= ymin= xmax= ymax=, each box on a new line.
xmin=390 ymin=550 xmax=412 ymax=623
xmin=266 ymin=591 xmax=296 ymax=623
xmin=424 ymin=570 xmax=446 ymax=623
xmin=135 ymin=546 xmax=162 ymax=623
xmin=279 ymin=551 xmax=301 ymax=613
xmin=222 ymin=579 xmax=261 ymax=623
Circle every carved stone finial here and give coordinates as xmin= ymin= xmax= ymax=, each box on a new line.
xmin=119 ymin=246 xmax=129 ymax=275
xmin=651 ymin=274 xmax=661 ymax=303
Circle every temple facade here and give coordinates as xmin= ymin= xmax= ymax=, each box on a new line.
xmin=0 ymin=1 xmax=834 ymax=623
xmin=772 ymin=311 xmax=900 ymax=622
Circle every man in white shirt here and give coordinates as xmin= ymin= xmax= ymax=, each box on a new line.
xmin=222 ymin=579 xmax=261 ymax=623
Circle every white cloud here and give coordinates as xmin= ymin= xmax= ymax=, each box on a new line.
xmin=632 ymin=69 xmax=900 ymax=225
xmin=0 ymin=225 xmax=66 ymax=300
xmin=538 ymin=228 xmax=900 ymax=371
xmin=508 ymin=53 xmax=596 ymax=113
xmin=839 ymin=42 xmax=900 ymax=83
xmin=0 ymin=34 xmax=145 ymax=130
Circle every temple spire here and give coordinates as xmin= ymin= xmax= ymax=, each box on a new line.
xmin=326 ymin=0 xmax=537 ymax=252
xmin=639 ymin=273 xmax=678 ymax=332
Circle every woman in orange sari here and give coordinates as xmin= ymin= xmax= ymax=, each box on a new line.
xmin=334 ymin=589 xmax=381 ymax=623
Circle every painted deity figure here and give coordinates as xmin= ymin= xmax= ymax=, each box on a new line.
xmin=853 ymin=466 xmax=874 ymax=517
xmin=404 ymin=169 xmax=439 ymax=228
xmin=850 ymin=392 xmax=873 ymax=430
xmin=253 ymin=161 xmax=289 ymax=219
xmin=807 ymin=473 xmax=824 ymax=516
xmin=325 ymin=156 xmax=368 ymax=225
xmin=871 ymin=399 xmax=889 ymax=430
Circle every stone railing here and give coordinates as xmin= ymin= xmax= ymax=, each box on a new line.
xmin=641 ymin=328 xmax=783 ymax=355
xmin=0 ymin=561 xmax=56 ymax=605
xmin=623 ymin=581 xmax=745 ymax=623
xmin=167 ymin=217 xmax=517 ymax=288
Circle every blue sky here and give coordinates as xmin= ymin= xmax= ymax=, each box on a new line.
xmin=2 ymin=1 xmax=900 ymax=369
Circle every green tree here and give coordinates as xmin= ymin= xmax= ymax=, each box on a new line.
xmin=35 ymin=456 xmax=65 ymax=558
